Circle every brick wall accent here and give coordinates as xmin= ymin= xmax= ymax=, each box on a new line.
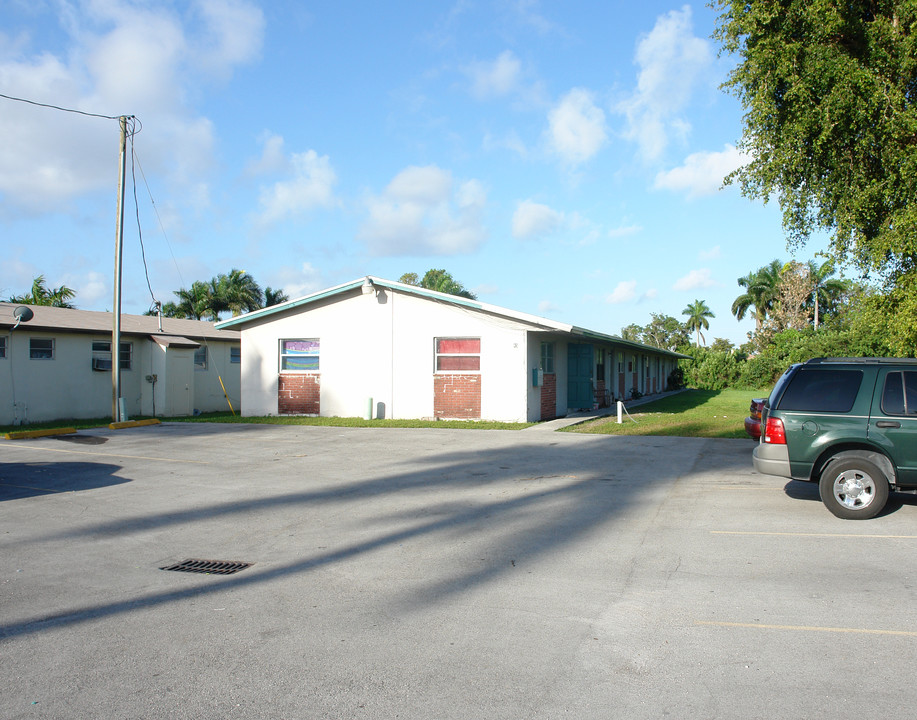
xmin=278 ymin=374 xmax=320 ymax=415
xmin=596 ymin=379 xmax=608 ymax=407
xmin=540 ymin=373 xmax=557 ymax=420
xmin=434 ymin=374 xmax=481 ymax=419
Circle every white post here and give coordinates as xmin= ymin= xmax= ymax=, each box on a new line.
xmin=617 ymin=400 xmax=624 ymax=424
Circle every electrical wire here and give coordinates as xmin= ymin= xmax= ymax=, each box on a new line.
xmin=0 ymin=92 xmax=123 ymax=120
xmin=131 ymin=149 xmax=187 ymax=293
xmin=126 ymin=118 xmax=157 ymax=306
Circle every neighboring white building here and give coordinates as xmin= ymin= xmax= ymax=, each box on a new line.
xmin=1 ymin=303 xmax=241 ymax=425
xmin=216 ymin=276 xmax=687 ymax=423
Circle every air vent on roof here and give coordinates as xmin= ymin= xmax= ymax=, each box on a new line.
xmin=160 ymin=559 xmax=253 ymax=575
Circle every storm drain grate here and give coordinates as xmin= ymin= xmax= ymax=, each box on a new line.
xmin=160 ymin=559 xmax=253 ymax=575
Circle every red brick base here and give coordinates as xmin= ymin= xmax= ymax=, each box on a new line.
xmin=278 ymin=374 xmax=320 ymax=415
xmin=434 ymin=374 xmax=481 ymax=419
xmin=540 ymin=373 xmax=556 ymax=420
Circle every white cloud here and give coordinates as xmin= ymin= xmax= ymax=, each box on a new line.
xmin=193 ymin=0 xmax=265 ymax=77
xmin=512 ymin=200 xmax=563 ymax=240
xmin=606 ymin=280 xmax=637 ymax=304
xmin=608 ymin=224 xmax=643 ymax=239
xmin=700 ymin=245 xmax=721 ymax=260
xmin=360 ymin=165 xmax=487 ymax=256
xmin=246 ymin=132 xmax=288 ymax=176
xmin=256 ymin=149 xmax=337 ymax=225
xmin=673 ymin=268 xmax=716 ymax=291
xmin=465 ymin=50 xmax=521 ymax=99
xmin=654 ymin=145 xmax=748 ymax=198
xmin=547 ymin=88 xmax=607 ymax=165
xmin=538 ymin=299 xmax=559 ymax=314
xmin=0 ymin=0 xmax=263 ymax=211
xmin=70 ymin=271 xmax=108 ymax=306
xmin=274 ymin=262 xmax=323 ymax=300
xmin=617 ymin=6 xmax=712 ymax=160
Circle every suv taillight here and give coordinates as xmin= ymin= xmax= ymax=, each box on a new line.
xmin=763 ymin=417 xmax=786 ymax=444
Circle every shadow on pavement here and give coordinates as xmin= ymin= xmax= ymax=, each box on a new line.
xmin=0 ymin=462 xmax=127 ymax=501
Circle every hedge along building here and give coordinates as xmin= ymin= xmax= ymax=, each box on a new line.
xmin=215 ymin=276 xmax=687 ymax=423
xmin=0 ymin=302 xmax=241 ymax=425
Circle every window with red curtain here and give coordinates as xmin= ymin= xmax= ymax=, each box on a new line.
xmin=435 ymin=337 xmax=481 ymax=372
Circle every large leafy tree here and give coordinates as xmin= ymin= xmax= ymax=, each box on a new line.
xmin=8 ymin=275 xmax=76 ymax=308
xmin=642 ymin=313 xmax=691 ymax=351
xmin=682 ymin=299 xmax=716 ymax=348
xmin=714 ymin=1 xmax=917 ymax=280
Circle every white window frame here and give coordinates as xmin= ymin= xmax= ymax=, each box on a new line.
xmin=91 ymin=340 xmax=132 ymax=371
xmin=540 ymin=342 xmax=555 ymax=374
xmin=280 ymin=338 xmax=320 ymax=373
xmin=29 ymin=337 xmax=54 ymax=360
xmin=230 ymin=346 xmax=241 ymax=364
xmin=434 ymin=337 xmax=481 ymax=374
xmin=0 ymin=335 xmax=5 ymax=359
xmin=194 ymin=345 xmax=207 ymax=370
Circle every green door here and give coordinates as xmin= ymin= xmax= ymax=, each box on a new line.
xmin=567 ymin=344 xmax=594 ymax=409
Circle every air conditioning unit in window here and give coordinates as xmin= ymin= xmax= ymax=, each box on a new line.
xmin=92 ymin=357 xmax=112 ymax=371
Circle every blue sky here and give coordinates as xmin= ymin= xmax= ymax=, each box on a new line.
xmin=0 ymin=0 xmax=831 ymax=345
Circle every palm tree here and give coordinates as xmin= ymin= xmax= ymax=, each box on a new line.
xmin=682 ymin=299 xmax=715 ymax=347
xmin=806 ymin=259 xmax=847 ymax=330
xmin=731 ymin=260 xmax=783 ymax=331
xmin=214 ymin=269 xmax=263 ymax=317
xmin=8 ymin=275 xmax=76 ymax=308
xmin=174 ymin=281 xmax=216 ymax=320
xmin=264 ymin=286 xmax=289 ymax=307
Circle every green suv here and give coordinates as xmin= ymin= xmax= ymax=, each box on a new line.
xmin=753 ymin=358 xmax=917 ymax=519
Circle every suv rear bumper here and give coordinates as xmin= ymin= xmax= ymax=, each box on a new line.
xmin=753 ymin=443 xmax=791 ymax=478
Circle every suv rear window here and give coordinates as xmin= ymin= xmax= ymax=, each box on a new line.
xmin=881 ymin=371 xmax=917 ymax=416
xmin=776 ymin=368 xmax=863 ymax=413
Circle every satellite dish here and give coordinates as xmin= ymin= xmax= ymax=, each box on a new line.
xmin=13 ymin=306 xmax=34 ymax=322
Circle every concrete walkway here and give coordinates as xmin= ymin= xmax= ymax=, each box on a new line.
xmin=525 ymin=388 xmax=687 ymax=432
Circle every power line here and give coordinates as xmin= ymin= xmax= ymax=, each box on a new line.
xmin=0 ymin=92 xmax=123 ymax=121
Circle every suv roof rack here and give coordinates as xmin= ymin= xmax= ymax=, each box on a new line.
xmin=805 ymin=357 xmax=917 ymax=365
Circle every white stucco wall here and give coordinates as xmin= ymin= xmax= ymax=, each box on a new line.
xmin=239 ymin=287 xmax=533 ymax=422
xmin=0 ymin=330 xmax=240 ymax=425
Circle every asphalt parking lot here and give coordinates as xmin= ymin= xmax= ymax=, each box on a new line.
xmin=3 ymin=422 xmax=917 ymax=719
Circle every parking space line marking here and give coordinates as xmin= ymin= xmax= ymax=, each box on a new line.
xmin=711 ymin=530 xmax=917 ymax=539
xmin=696 ymin=621 xmax=917 ymax=637
xmin=1 ymin=443 xmax=208 ymax=464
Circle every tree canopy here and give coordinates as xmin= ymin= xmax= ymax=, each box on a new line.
xmin=399 ymin=269 xmax=477 ymax=299
xmin=8 ymin=275 xmax=76 ymax=308
xmin=154 ymin=269 xmax=285 ymax=321
xmin=715 ymin=0 xmax=917 ymax=280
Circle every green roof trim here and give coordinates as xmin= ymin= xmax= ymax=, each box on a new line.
xmin=215 ymin=276 xmax=690 ymax=359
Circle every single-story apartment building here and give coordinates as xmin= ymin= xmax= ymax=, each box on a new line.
xmin=1 ymin=303 xmax=241 ymax=425
xmin=216 ymin=276 xmax=688 ymax=423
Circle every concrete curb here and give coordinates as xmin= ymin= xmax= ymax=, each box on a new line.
xmin=3 ymin=427 xmax=77 ymax=440
xmin=108 ymin=419 xmax=162 ymax=430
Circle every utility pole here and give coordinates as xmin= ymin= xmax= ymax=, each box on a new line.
xmin=112 ymin=115 xmax=128 ymax=422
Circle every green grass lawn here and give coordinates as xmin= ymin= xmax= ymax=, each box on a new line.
xmin=1 ymin=412 xmax=532 ymax=434
xmin=564 ymin=388 xmax=769 ymax=439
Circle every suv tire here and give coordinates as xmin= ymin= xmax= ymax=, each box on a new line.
xmin=819 ymin=456 xmax=890 ymax=520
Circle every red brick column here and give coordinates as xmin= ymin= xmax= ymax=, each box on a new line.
xmin=540 ymin=373 xmax=557 ymax=420
xmin=278 ymin=374 xmax=320 ymax=415
xmin=434 ymin=375 xmax=481 ymax=419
